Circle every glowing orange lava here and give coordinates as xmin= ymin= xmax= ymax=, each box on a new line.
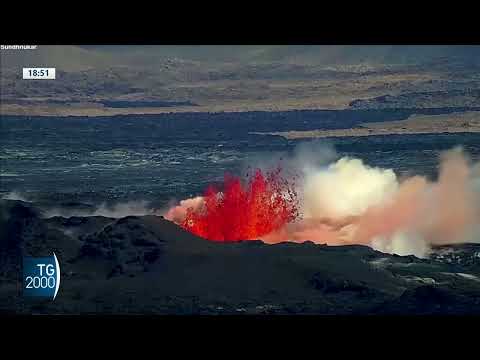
xmin=181 ymin=168 xmax=299 ymax=242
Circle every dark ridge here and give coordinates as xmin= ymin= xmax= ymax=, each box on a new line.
xmin=2 ymin=199 xmax=480 ymax=314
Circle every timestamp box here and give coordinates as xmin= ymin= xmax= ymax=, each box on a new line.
xmin=23 ymin=68 xmax=56 ymax=80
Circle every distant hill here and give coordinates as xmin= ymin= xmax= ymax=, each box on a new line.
xmin=252 ymin=45 xmax=480 ymax=66
xmin=0 ymin=45 xmax=120 ymax=72
xmin=3 ymin=45 xmax=480 ymax=74
xmin=80 ymin=45 xmax=480 ymax=66
xmin=2 ymin=45 xmax=480 ymax=115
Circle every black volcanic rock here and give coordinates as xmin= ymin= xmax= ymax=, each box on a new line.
xmin=0 ymin=200 xmax=82 ymax=279
xmin=2 ymin=201 xmax=480 ymax=314
xmin=311 ymin=274 xmax=371 ymax=295
xmin=430 ymin=243 xmax=480 ymax=268
xmin=45 ymin=215 xmax=114 ymax=240
xmin=0 ymin=200 xmax=39 ymax=278
xmin=373 ymin=285 xmax=480 ymax=315
xmin=74 ymin=215 xmax=209 ymax=278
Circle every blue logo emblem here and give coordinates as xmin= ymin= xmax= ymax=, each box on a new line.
xmin=23 ymin=253 xmax=61 ymax=300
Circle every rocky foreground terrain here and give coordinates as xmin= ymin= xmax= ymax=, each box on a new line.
xmin=1 ymin=199 xmax=480 ymax=315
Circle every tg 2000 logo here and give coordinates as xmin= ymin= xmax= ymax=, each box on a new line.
xmin=23 ymin=253 xmax=61 ymax=300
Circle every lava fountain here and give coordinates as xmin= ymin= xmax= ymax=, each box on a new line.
xmin=178 ymin=168 xmax=299 ymax=242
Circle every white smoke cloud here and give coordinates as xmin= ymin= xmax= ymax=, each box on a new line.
xmin=42 ymin=200 xmax=160 ymax=218
xmin=266 ymin=144 xmax=480 ymax=258
xmin=371 ymin=231 xmax=429 ymax=258
xmin=163 ymin=196 xmax=205 ymax=223
xmin=302 ymin=157 xmax=399 ymax=219
xmin=91 ymin=200 xmax=158 ymax=218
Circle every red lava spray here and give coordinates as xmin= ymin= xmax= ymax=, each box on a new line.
xmin=180 ymin=168 xmax=299 ymax=241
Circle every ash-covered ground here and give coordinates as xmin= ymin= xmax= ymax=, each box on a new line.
xmin=2 ymin=198 xmax=480 ymax=315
